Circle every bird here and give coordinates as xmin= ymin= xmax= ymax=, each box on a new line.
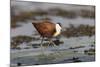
xmin=32 ymin=20 xmax=62 ymax=53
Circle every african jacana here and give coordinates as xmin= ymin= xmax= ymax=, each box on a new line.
xmin=32 ymin=20 xmax=62 ymax=53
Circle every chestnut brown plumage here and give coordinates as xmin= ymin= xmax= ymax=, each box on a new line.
xmin=32 ymin=21 xmax=56 ymax=38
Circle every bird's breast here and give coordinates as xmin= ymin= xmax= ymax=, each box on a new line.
xmin=53 ymin=31 xmax=61 ymax=37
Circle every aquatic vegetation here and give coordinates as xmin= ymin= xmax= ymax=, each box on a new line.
xmin=84 ymin=48 xmax=95 ymax=55
xmin=12 ymin=35 xmax=39 ymax=42
xmin=11 ymin=35 xmax=40 ymax=49
xmin=11 ymin=35 xmax=63 ymax=49
xmin=62 ymin=24 xmax=95 ymax=37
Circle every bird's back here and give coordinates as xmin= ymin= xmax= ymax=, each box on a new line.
xmin=32 ymin=21 xmax=56 ymax=37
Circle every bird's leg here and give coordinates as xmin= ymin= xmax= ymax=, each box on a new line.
xmin=51 ymin=40 xmax=57 ymax=47
xmin=47 ymin=38 xmax=55 ymax=47
xmin=48 ymin=38 xmax=57 ymax=47
xmin=47 ymin=40 xmax=51 ymax=47
xmin=40 ymin=37 xmax=44 ymax=54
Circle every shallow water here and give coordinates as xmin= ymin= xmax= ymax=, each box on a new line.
xmin=10 ymin=16 xmax=95 ymax=66
xmin=10 ymin=35 xmax=95 ymax=66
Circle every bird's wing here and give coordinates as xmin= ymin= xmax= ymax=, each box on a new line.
xmin=32 ymin=21 xmax=56 ymax=37
xmin=40 ymin=22 xmax=56 ymax=37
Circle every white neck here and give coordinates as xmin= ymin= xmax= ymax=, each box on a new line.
xmin=56 ymin=24 xmax=62 ymax=32
xmin=53 ymin=24 xmax=62 ymax=37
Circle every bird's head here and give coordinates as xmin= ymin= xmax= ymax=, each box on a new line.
xmin=57 ymin=23 xmax=62 ymax=27
xmin=56 ymin=23 xmax=62 ymax=31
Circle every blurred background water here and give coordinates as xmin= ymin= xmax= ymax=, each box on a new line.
xmin=10 ymin=0 xmax=95 ymax=66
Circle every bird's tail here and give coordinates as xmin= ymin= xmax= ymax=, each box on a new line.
xmin=32 ymin=22 xmax=37 ymax=26
xmin=32 ymin=22 xmax=39 ymax=30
